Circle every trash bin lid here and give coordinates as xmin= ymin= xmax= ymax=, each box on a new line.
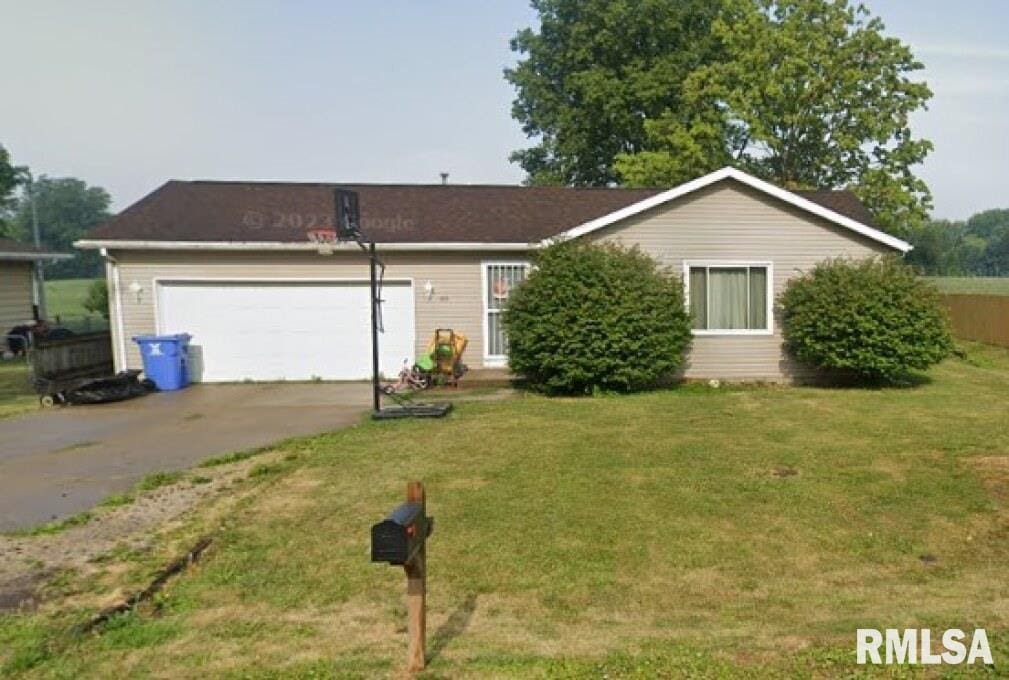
xmin=133 ymin=333 xmax=192 ymax=344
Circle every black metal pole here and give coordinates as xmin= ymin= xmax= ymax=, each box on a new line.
xmin=369 ymin=242 xmax=381 ymax=413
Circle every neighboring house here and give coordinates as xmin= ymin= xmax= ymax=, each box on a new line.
xmin=0 ymin=238 xmax=72 ymax=333
xmin=75 ymin=167 xmax=910 ymax=382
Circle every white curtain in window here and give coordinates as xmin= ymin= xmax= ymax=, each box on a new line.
xmin=709 ymin=268 xmax=748 ymax=329
xmin=689 ymin=268 xmax=707 ymax=329
xmin=748 ymin=267 xmax=768 ymax=329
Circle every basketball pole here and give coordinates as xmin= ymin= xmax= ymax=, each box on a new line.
xmin=369 ymin=241 xmax=381 ymax=414
xmin=330 ymin=188 xmax=447 ymax=419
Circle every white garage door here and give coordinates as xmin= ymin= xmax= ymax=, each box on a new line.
xmin=156 ymin=280 xmax=415 ymax=382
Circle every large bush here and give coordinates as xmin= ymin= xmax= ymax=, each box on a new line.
xmin=781 ymin=257 xmax=953 ymax=382
xmin=503 ymin=241 xmax=692 ymax=394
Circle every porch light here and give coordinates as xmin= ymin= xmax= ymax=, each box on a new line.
xmin=128 ymin=280 xmax=144 ymax=302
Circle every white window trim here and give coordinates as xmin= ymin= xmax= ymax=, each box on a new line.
xmin=682 ymin=260 xmax=774 ymax=337
xmin=482 ymin=261 xmax=530 ymax=366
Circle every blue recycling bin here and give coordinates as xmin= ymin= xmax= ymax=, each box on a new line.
xmin=133 ymin=334 xmax=192 ymax=391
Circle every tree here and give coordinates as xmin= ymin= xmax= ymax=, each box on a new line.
xmin=0 ymin=144 xmax=25 ymax=237
xmin=615 ymin=0 xmax=933 ymax=237
xmin=905 ymin=220 xmax=970 ymax=275
xmin=985 ymin=230 xmax=1009 ymax=277
xmin=965 ymin=209 xmax=1009 ymax=241
xmin=9 ymin=176 xmax=112 ymax=279
xmin=905 ymin=209 xmax=1009 ymax=276
xmin=506 ymin=0 xmax=724 ymax=186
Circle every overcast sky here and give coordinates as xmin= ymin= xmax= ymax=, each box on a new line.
xmin=1 ymin=1 xmax=1006 ymax=219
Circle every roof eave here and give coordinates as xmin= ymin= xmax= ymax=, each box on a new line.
xmin=74 ymin=239 xmax=535 ymax=252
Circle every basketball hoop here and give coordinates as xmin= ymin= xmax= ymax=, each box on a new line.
xmin=307 ymin=228 xmax=339 ymax=255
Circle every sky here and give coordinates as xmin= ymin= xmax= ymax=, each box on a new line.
xmin=1 ymin=0 xmax=1006 ymax=220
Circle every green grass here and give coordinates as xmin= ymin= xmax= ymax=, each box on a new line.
xmin=97 ymin=493 xmax=135 ymax=509
xmin=198 ymin=447 xmax=269 ymax=468
xmin=43 ymin=278 xmax=108 ymax=331
xmin=3 ymin=346 xmax=1009 ymax=676
xmin=43 ymin=278 xmax=98 ymax=321
xmin=135 ymin=471 xmax=184 ymax=493
xmin=0 ymin=360 xmax=36 ymax=420
xmin=925 ymin=276 xmax=1009 ymax=295
xmin=9 ymin=511 xmax=94 ymax=538
xmin=94 ymin=472 xmax=200 ymax=513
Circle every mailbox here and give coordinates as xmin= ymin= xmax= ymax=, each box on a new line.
xmin=371 ymin=502 xmax=433 ymax=565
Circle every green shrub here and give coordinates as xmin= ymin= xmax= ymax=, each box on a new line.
xmin=503 ymin=241 xmax=692 ymax=394
xmin=781 ymin=257 xmax=953 ymax=382
xmin=83 ymin=279 xmax=109 ymax=320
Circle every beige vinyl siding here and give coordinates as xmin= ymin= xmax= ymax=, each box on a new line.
xmin=0 ymin=261 xmax=35 ymax=331
xmin=109 ymin=250 xmax=496 ymax=372
xmin=592 ymin=179 xmax=893 ymax=380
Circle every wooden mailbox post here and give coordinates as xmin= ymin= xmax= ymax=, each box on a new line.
xmin=370 ymin=481 xmax=432 ymax=672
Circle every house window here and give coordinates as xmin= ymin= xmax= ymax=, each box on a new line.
xmin=685 ymin=262 xmax=772 ymax=334
xmin=483 ymin=262 xmax=529 ymax=360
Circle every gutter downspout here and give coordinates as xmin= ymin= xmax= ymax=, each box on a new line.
xmin=102 ymin=248 xmax=127 ymax=372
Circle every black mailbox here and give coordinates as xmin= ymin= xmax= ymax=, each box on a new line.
xmin=371 ymin=502 xmax=433 ymax=565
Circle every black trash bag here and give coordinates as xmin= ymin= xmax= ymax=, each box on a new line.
xmin=65 ymin=370 xmax=156 ymax=405
xmin=46 ymin=327 xmax=75 ymax=341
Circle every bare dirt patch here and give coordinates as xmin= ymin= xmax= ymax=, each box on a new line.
xmin=0 ymin=450 xmax=281 ymax=613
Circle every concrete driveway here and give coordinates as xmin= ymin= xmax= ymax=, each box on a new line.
xmin=0 ymin=383 xmax=371 ymax=532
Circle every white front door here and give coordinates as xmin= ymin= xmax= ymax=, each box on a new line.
xmin=157 ymin=280 xmax=414 ymax=382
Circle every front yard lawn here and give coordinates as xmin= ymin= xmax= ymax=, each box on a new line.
xmin=0 ymin=360 xmax=36 ymax=420
xmin=2 ymin=345 xmax=1009 ymax=677
xmin=43 ymin=278 xmax=101 ymax=321
xmin=927 ymin=276 xmax=1009 ymax=296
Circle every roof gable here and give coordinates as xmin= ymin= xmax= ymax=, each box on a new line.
xmin=546 ymin=167 xmax=910 ymax=253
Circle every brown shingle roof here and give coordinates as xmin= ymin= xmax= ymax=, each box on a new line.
xmin=0 ymin=238 xmax=43 ymax=254
xmin=0 ymin=238 xmax=71 ymax=260
xmin=794 ymin=189 xmax=877 ymax=228
xmin=85 ymin=179 xmax=877 ymax=244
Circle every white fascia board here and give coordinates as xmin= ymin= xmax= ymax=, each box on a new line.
xmin=74 ymin=240 xmax=534 ymax=252
xmin=540 ymin=166 xmax=913 ymax=253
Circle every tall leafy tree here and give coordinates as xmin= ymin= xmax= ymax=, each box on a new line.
xmin=0 ymin=144 xmax=25 ymax=236
xmin=506 ymin=0 xmax=724 ymax=186
xmin=965 ymin=209 xmax=1009 ymax=240
xmin=905 ymin=209 xmax=1009 ymax=276
xmin=615 ymin=0 xmax=933 ymax=236
xmin=9 ymin=176 xmax=112 ymax=279
xmin=985 ymin=230 xmax=1009 ymax=276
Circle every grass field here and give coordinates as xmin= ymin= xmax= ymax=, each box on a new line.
xmin=43 ymin=278 xmax=103 ymax=325
xmin=2 ymin=346 xmax=1009 ymax=676
xmin=926 ymin=276 xmax=1009 ymax=295
xmin=0 ymin=360 xmax=35 ymax=420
